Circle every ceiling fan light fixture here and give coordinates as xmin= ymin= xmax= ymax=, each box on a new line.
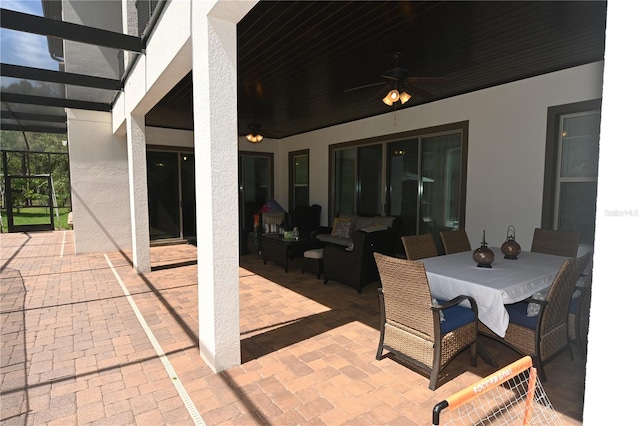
xmin=246 ymin=133 xmax=263 ymax=143
xmin=399 ymin=91 xmax=411 ymax=104
xmin=382 ymin=89 xmax=400 ymax=106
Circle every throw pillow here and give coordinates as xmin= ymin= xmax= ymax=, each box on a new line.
xmin=331 ymin=217 xmax=352 ymax=239
xmin=527 ymin=288 xmax=550 ymax=317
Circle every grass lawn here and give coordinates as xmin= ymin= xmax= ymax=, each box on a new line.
xmin=1 ymin=207 xmax=72 ymax=232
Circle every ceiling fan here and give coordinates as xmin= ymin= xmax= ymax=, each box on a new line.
xmin=244 ymin=122 xmax=281 ymax=143
xmin=345 ymin=52 xmax=448 ymax=106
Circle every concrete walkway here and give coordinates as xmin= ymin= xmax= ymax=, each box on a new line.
xmin=1 ymin=231 xmax=586 ymax=425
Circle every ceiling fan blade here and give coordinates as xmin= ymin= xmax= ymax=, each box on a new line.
xmin=344 ymin=82 xmax=387 ymax=92
xmin=246 ymin=123 xmax=283 ymax=137
xmin=380 ymin=74 xmax=399 ymax=82
xmin=406 ymin=76 xmax=449 ymax=84
xmin=372 ymin=85 xmax=391 ymax=103
xmin=405 ymin=82 xmax=434 ymax=100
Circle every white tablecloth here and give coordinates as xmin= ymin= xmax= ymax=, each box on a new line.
xmin=420 ymin=248 xmax=567 ymax=337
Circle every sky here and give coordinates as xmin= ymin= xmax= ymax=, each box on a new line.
xmin=1 ymin=0 xmax=60 ymax=71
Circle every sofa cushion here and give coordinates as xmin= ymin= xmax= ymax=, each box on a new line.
xmin=331 ymin=217 xmax=352 ymax=239
xmin=360 ymin=224 xmax=387 ymax=233
xmin=320 ymin=214 xmax=396 ymax=248
xmin=317 ymin=233 xmax=351 ymax=247
xmin=337 ymin=213 xmax=356 ymax=223
xmin=354 ymin=216 xmax=374 ymax=231
xmin=373 ymin=216 xmax=395 ymax=228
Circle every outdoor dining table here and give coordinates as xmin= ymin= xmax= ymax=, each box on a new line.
xmin=419 ymin=248 xmax=568 ymax=338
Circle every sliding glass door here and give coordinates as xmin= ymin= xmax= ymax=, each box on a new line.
xmin=331 ymin=122 xmax=468 ymax=253
xmin=333 ymin=148 xmax=357 ymax=215
xmin=238 ymin=152 xmax=274 ymax=232
xmin=357 ymin=145 xmax=383 ymax=216
xmin=147 ymin=150 xmax=196 ymax=242
xmin=387 ymin=139 xmax=419 ymax=236
xmin=420 ymin=132 xmax=463 ymax=234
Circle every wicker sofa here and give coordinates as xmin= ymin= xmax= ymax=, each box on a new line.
xmin=318 ymin=214 xmax=400 ymax=293
xmin=316 ymin=214 xmax=398 ymax=248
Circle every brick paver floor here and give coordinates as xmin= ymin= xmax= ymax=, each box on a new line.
xmin=1 ymin=231 xmax=586 ymax=425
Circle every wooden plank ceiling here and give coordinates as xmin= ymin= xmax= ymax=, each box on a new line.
xmin=144 ymin=1 xmax=607 ymax=139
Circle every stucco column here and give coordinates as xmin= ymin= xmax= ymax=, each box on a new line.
xmin=191 ymin=1 xmax=255 ymax=372
xmin=192 ymin=2 xmax=240 ymax=372
xmin=126 ymin=113 xmax=151 ymax=273
xmin=66 ymin=109 xmax=132 ymax=254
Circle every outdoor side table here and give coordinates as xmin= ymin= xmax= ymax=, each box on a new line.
xmin=261 ymin=234 xmax=323 ymax=272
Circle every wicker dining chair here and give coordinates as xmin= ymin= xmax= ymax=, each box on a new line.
xmin=439 ymin=229 xmax=472 ymax=254
xmin=568 ymin=269 xmax=593 ymax=357
xmin=530 ymin=228 xmax=581 ymax=258
xmin=401 ymin=234 xmax=439 ymax=260
xmin=479 ymin=252 xmax=591 ymax=382
xmin=373 ymin=252 xmax=478 ymax=390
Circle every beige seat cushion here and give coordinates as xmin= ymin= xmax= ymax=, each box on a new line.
xmin=304 ymin=248 xmax=324 ymax=259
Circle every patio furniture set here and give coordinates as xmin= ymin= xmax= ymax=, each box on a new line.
xmin=257 ymin=209 xmax=591 ymax=389
xmin=376 ymin=228 xmax=592 ymax=388
xmin=260 ymin=210 xmax=401 ymax=293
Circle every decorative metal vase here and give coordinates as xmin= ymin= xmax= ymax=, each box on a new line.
xmin=473 ymin=230 xmax=495 ymax=268
xmin=501 ymin=225 xmax=521 ymax=260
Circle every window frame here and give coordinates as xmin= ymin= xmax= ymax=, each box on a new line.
xmin=328 ymin=121 xmax=468 ymax=225
xmin=288 ymin=149 xmax=309 ymax=210
xmin=542 ymin=99 xmax=601 ymax=239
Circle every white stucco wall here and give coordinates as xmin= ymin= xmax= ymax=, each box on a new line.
xmin=274 ymin=62 xmax=604 ymax=251
xmin=73 ymin=59 xmax=601 ymax=257
xmin=66 ymin=110 xmax=131 ymax=253
xmin=146 ymin=127 xmax=195 ymax=148
xmin=112 ymin=0 xmax=193 ymax=136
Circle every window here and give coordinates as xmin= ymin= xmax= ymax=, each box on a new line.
xmin=289 ymin=150 xmax=309 ymax=209
xmin=136 ymin=0 xmax=159 ymax=36
xmin=239 ymin=152 xmax=274 ymax=231
xmin=330 ymin=122 xmax=468 ymax=246
xmin=333 ymin=148 xmax=357 ymax=215
xmin=357 ymin=145 xmax=383 ymax=216
xmin=543 ymin=100 xmax=601 ymax=245
xmin=331 ymin=143 xmax=384 ymax=216
xmin=421 ymin=132 xmax=463 ymax=232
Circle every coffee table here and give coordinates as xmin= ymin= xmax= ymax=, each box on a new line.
xmin=261 ymin=234 xmax=323 ymax=272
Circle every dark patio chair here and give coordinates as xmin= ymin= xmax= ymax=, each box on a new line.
xmin=530 ymin=228 xmax=581 ymax=258
xmin=439 ymin=229 xmax=471 ymax=255
xmin=373 ymin=252 xmax=478 ymax=390
xmin=479 ymin=252 xmax=591 ymax=382
xmin=401 ymin=234 xmax=439 ymax=260
xmin=569 ymin=268 xmax=593 ymax=357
